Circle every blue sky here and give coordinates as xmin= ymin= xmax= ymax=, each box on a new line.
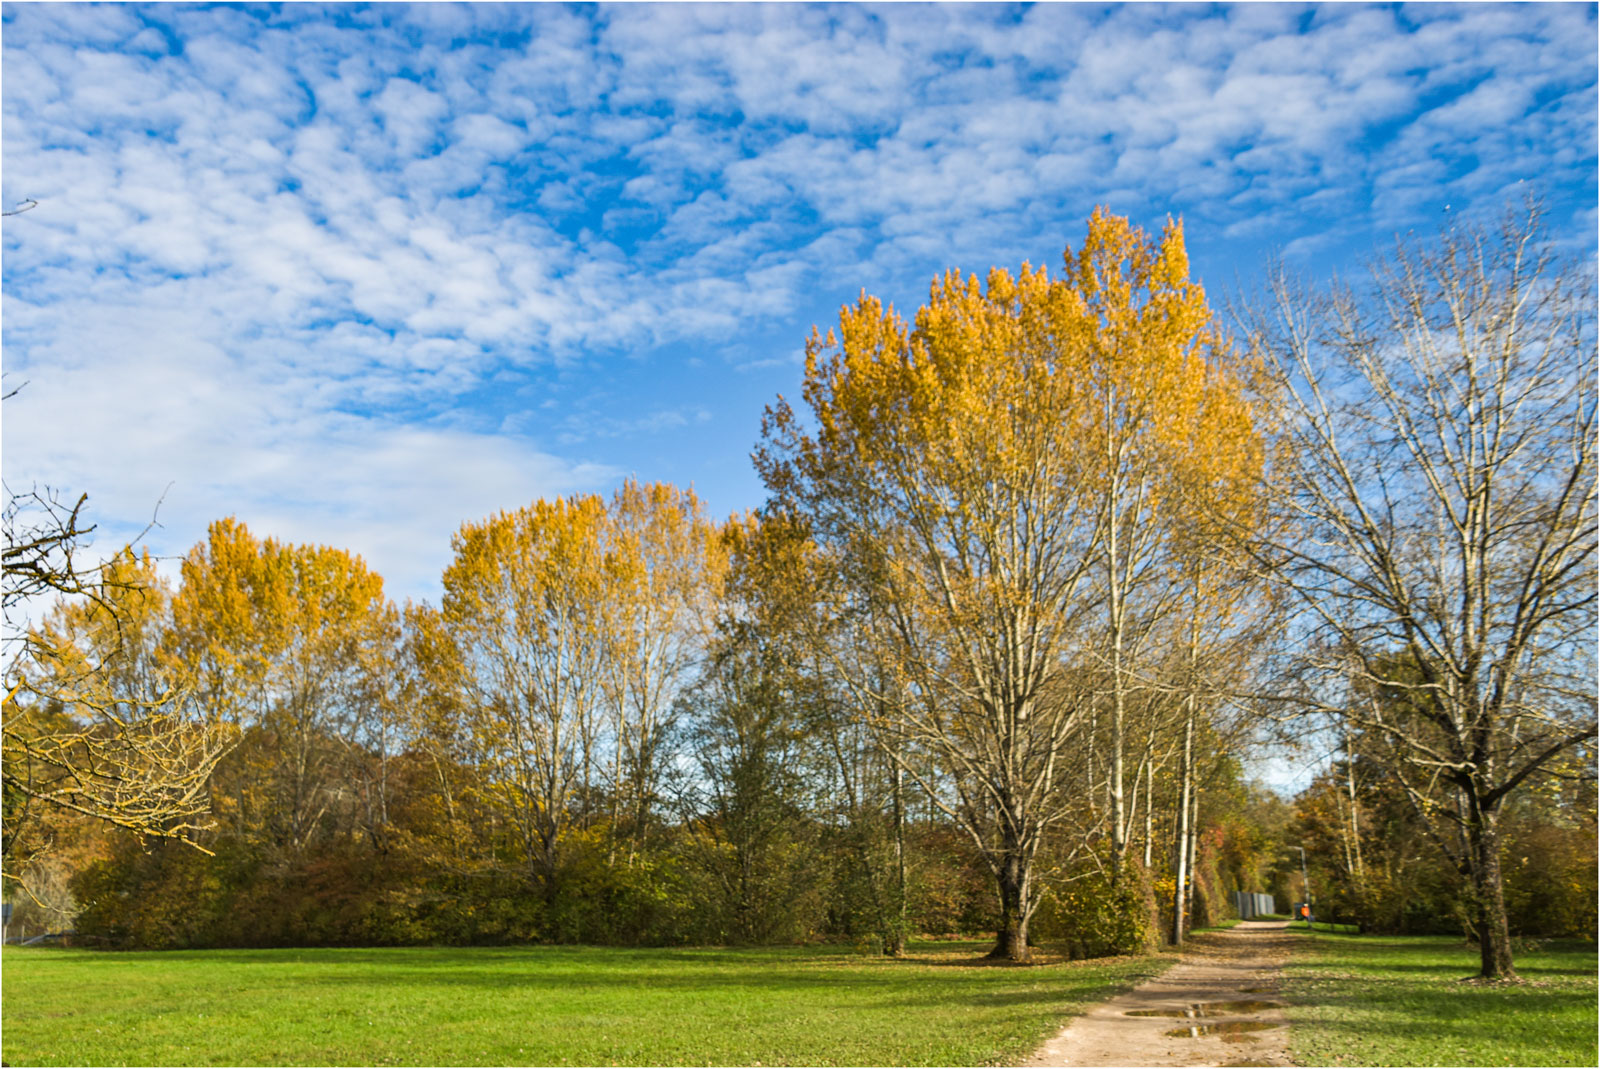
xmin=4 ymin=2 xmax=1597 ymax=615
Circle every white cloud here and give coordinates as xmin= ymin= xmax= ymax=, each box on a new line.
xmin=0 ymin=293 xmax=616 ymax=601
xmin=2 ymin=2 xmax=1593 ymax=602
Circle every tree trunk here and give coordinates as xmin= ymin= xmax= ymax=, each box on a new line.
xmin=1185 ymin=780 xmax=1201 ymax=923
xmin=888 ymin=761 xmax=907 ymax=956
xmin=987 ymin=852 xmax=1032 ymax=962
xmin=1467 ymin=799 xmax=1518 ymax=980
xmin=1107 ymin=462 xmax=1128 ymax=879
xmin=1173 ymin=590 xmax=1201 ymax=944
xmin=1171 ymin=703 xmax=1194 ymax=945
xmin=1109 ymin=674 xmax=1127 ymax=877
xmin=1346 ymin=760 xmax=1364 ymax=879
xmin=1141 ymin=756 xmax=1154 ymax=869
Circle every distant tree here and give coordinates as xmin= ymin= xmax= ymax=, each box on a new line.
xmin=440 ymin=494 xmax=613 ymax=895
xmin=164 ymin=519 xmax=396 ymax=854
xmin=1293 ymin=729 xmax=1596 ymax=940
xmin=1247 ymin=204 xmax=1598 ymax=979
xmin=599 ymin=480 xmax=724 ymax=855
xmin=438 ymin=481 xmax=720 ymax=899
xmin=677 ymin=605 xmax=820 ymax=945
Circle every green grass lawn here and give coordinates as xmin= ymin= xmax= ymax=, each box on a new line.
xmin=1 ymin=941 xmax=1174 ymax=1067
xmin=1287 ymin=919 xmax=1361 ymax=934
xmin=1283 ymin=931 xmax=1598 ymax=1067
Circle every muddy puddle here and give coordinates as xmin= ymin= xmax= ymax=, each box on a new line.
xmin=1162 ymin=1021 xmax=1282 ymax=1039
xmin=1126 ymin=999 xmax=1283 ymax=1018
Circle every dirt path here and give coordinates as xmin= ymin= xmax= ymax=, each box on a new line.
xmin=1020 ymin=920 xmax=1297 ymax=1068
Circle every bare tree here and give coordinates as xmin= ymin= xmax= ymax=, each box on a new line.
xmin=3 ymin=490 xmax=232 ymax=879
xmin=1247 ymin=203 xmax=1597 ymax=979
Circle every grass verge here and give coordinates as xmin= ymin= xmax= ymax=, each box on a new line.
xmin=2 ymin=941 xmax=1174 ymax=1066
xmin=1283 ymin=931 xmax=1597 ymax=1067
xmin=1286 ymin=919 xmax=1360 ymax=934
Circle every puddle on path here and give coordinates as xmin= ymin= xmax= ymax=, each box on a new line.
xmin=1238 ymin=986 xmax=1271 ymax=994
xmin=1127 ymin=1000 xmax=1283 ymax=1018
xmin=1162 ymin=1021 xmax=1282 ymax=1039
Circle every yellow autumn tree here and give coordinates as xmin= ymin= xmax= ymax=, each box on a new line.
xmin=165 ymin=519 xmax=397 ymax=852
xmin=757 ymin=209 xmax=1259 ymax=961
xmin=441 ymin=495 xmax=610 ymax=892
xmin=1068 ymin=210 xmax=1261 ymax=875
xmin=600 ymin=480 xmax=724 ymax=853
xmin=439 ymin=480 xmax=720 ymax=892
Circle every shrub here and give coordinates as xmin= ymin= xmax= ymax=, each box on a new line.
xmin=1038 ymin=862 xmax=1160 ymax=959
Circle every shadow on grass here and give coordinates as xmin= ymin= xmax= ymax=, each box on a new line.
xmin=1293 ymin=982 xmax=1597 ymax=1005
xmin=1283 ymin=933 xmax=1597 ymax=1065
xmin=1287 ymin=1010 xmax=1597 ymax=1052
xmin=76 ymin=942 xmax=1130 ymax=973
xmin=910 ymin=952 xmax=1152 ymax=969
xmin=1287 ymin=965 xmax=1597 ymax=983
xmin=1288 ymin=935 xmax=1598 ymax=979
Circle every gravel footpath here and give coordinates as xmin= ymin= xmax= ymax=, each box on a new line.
xmin=1019 ymin=920 xmax=1296 ymax=1068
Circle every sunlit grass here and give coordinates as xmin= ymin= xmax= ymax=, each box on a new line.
xmin=1284 ymin=932 xmax=1597 ymax=1067
xmin=2 ymin=941 xmax=1174 ymax=1067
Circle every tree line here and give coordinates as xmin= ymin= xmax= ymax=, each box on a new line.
xmin=4 ymin=205 xmax=1593 ymax=979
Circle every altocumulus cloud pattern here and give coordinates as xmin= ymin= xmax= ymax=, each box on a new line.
xmin=2 ymin=3 xmax=1595 ymax=602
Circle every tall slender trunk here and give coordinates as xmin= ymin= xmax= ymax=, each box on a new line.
xmin=429 ymin=750 xmax=463 ymax=863
xmin=1141 ymin=757 xmax=1154 ymax=869
xmin=376 ymin=716 xmax=390 ymax=829
xmin=1126 ymin=754 xmax=1141 ymax=862
xmin=1106 ymin=452 xmax=1128 ymax=878
xmin=606 ymin=711 xmax=624 ymax=866
xmin=1172 ymin=578 xmax=1202 ymax=944
xmin=1109 ymin=649 xmax=1127 ymax=876
xmin=1172 ymin=701 xmax=1194 ymax=945
xmin=1185 ymin=778 xmax=1201 ymax=923
xmin=1086 ymin=704 xmax=1098 ymax=815
xmin=1344 ymin=725 xmax=1364 ymax=879
xmin=889 ymin=760 xmax=907 ymax=956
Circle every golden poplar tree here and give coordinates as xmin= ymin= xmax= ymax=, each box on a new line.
xmin=1067 ymin=210 xmax=1260 ymax=875
xmin=442 ymin=495 xmax=612 ymax=889
xmin=758 ymin=209 xmax=1258 ymax=960
xmin=166 ymin=519 xmax=396 ymax=851
xmin=600 ymin=480 xmax=723 ymax=851
xmin=439 ymin=480 xmax=720 ymax=889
